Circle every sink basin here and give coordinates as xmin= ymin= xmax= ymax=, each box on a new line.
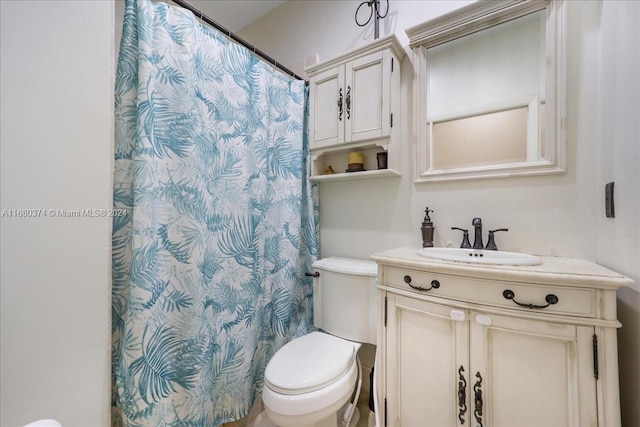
xmin=417 ymin=247 xmax=542 ymax=266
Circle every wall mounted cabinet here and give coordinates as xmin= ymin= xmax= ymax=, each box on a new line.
xmin=372 ymin=247 xmax=631 ymax=427
xmin=306 ymin=35 xmax=404 ymax=181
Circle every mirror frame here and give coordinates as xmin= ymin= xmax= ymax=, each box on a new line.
xmin=407 ymin=0 xmax=566 ymax=183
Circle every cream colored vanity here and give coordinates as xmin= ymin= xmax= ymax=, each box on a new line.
xmin=372 ymin=246 xmax=632 ymax=427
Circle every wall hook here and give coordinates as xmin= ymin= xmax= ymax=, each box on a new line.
xmin=355 ymin=0 xmax=390 ymax=39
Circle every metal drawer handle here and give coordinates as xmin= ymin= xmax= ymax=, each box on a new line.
xmin=304 ymin=272 xmax=319 ymax=277
xmin=403 ymin=275 xmax=440 ymax=292
xmin=338 ymin=88 xmax=343 ymax=121
xmin=502 ymin=289 xmax=559 ymax=309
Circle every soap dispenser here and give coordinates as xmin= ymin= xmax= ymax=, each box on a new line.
xmin=421 ymin=207 xmax=434 ymax=248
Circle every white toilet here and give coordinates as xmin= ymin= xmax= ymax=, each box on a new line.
xmin=261 ymin=257 xmax=377 ymax=427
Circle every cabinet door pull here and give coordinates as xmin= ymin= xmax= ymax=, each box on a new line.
xmin=346 ymin=85 xmax=351 ymax=119
xmin=473 ymin=372 xmax=483 ymax=427
xmin=458 ymin=366 xmax=467 ymax=424
xmin=502 ymin=289 xmax=559 ymax=309
xmin=403 ymin=275 xmax=440 ymax=292
xmin=338 ymin=88 xmax=343 ymax=121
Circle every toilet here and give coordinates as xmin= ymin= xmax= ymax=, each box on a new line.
xmin=261 ymin=257 xmax=377 ymax=427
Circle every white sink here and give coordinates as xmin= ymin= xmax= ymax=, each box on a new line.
xmin=417 ymin=247 xmax=542 ymax=266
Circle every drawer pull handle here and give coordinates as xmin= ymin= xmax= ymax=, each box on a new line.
xmin=404 ymin=275 xmax=440 ymax=292
xmin=502 ymin=289 xmax=559 ymax=309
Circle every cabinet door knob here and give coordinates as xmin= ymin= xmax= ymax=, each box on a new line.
xmin=338 ymin=88 xmax=343 ymax=121
xmin=403 ymin=275 xmax=440 ymax=292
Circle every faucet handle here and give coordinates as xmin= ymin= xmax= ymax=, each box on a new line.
xmin=451 ymin=227 xmax=472 ymax=248
xmin=486 ymin=228 xmax=509 ymax=251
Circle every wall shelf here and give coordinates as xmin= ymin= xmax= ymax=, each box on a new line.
xmin=309 ymin=139 xmax=400 ymax=182
xmin=310 ymin=168 xmax=401 ymax=182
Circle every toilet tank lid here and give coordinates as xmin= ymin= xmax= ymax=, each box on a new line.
xmin=312 ymin=257 xmax=377 ymax=277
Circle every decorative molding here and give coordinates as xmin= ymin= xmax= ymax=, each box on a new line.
xmin=406 ymin=0 xmax=551 ymax=49
xmin=305 ymin=34 xmax=405 ymax=76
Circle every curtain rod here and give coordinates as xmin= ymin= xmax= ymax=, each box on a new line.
xmin=170 ymin=0 xmax=308 ymax=84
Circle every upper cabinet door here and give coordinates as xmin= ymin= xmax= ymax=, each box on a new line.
xmin=309 ymin=66 xmax=345 ymax=148
xmin=345 ymin=50 xmax=390 ymax=143
xmin=307 ymin=35 xmax=403 ymax=151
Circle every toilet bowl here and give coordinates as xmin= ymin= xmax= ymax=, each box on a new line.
xmin=261 ymin=257 xmax=377 ymax=427
xmin=262 ymin=332 xmax=361 ymax=427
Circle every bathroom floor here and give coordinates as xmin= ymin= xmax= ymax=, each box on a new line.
xmin=355 ymin=398 xmax=374 ymax=427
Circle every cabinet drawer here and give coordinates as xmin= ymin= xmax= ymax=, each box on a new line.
xmin=384 ymin=267 xmax=596 ymax=318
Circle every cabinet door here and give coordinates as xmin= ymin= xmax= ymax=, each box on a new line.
xmin=469 ymin=312 xmax=597 ymax=427
xmin=386 ymin=294 xmax=469 ymax=427
xmin=345 ymin=50 xmax=391 ymax=143
xmin=309 ymin=66 xmax=344 ymax=148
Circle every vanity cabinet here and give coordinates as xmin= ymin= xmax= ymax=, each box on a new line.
xmin=372 ymin=247 xmax=632 ymax=427
xmin=306 ymin=35 xmax=404 ymax=181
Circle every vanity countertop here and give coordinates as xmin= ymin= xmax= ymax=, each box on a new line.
xmin=371 ymin=246 xmax=633 ymax=290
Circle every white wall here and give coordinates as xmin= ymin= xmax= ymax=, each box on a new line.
xmin=0 ymin=1 xmax=114 ymax=426
xmin=240 ymin=0 xmax=639 ymax=425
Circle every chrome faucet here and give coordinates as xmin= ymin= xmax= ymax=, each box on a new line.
xmin=472 ymin=217 xmax=483 ymax=249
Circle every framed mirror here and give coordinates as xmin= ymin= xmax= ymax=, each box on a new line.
xmin=407 ymin=0 xmax=566 ymax=182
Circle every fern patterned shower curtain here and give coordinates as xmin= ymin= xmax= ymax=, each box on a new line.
xmin=111 ymin=0 xmax=318 ymax=425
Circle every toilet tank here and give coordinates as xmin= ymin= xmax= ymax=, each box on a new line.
xmin=312 ymin=257 xmax=378 ymax=345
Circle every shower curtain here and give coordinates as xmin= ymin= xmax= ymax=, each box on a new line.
xmin=111 ymin=0 xmax=319 ymax=425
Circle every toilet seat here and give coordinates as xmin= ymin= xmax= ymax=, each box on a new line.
xmin=264 ymin=332 xmax=360 ymax=395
